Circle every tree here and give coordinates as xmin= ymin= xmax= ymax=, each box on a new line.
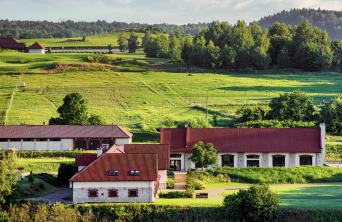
xmin=127 ymin=32 xmax=138 ymax=53
xmin=319 ymin=96 xmax=342 ymax=135
xmin=0 ymin=151 xmax=18 ymax=206
xmin=117 ymin=32 xmax=127 ymax=52
xmin=203 ymin=40 xmax=220 ymax=69
xmin=88 ymin=114 xmax=106 ymax=125
xmin=223 ymin=184 xmax=280 ymax=222
xmin=181 ymin=36 xmax=193 ymax=63
xmin=188 ymin=141 xmax=218 ymax=171
xmin=219 ymin=45 xmax=236 ymax=69
xmin=267 ymin=90 xmax=316 ymax=122
xmin=107 ymin=44 xmax=112 ymax=53
xmin=176 ymin=117 xmax=212 ymax=128
xmin=236 ymin=106 xmax=266 ymax=122
xmin=163 ymin=117 xmax=174 ymax=128
xmin=49 ymin=93 xmax=88 ymax=125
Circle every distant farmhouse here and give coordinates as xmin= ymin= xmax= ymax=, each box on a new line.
xmin=0 ymin=38 xmax=46 ymax=54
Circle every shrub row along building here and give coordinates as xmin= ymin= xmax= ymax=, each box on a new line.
xmin=0 ymin=123 xmax=326 ymax=202
xmin=0 ymin=38 xmax=46 ymax=53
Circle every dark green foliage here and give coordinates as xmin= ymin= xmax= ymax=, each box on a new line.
xmin=188 ymin=141 xmax=218 ymax=171
xmin=244 ymin=120 xmax=316 ymax=128
xmin=87 ymin=114 xmax=106 ymax=125
xmin=163 ymin=117 xmax=174 ymax=128
xmin=223 ymin=184 xmax=280 ymax=222
xmin=0 ymin=154 xmax=17 ymax=206
xmin=158 ymin=190 xmax=184 ymax=198
xmin=0 ymin=150 xmax=92 ymax=159
xmin=166 ymin=171 xmax=174 ymax=176
xmin=28 ymin=171 xmax=35 ymax=183
xmin=34 ymin=173 xmax=60 ymax=186
xmin=210 ymin=166 xmax=342 ymax=184
xmin=127 ymin=32 xmax=139 ymax=53
xmin=319 ymin=96 xmax=342 ymax=135
xmin=57 ymin=163 xmax=78 ymax=185
xmin=294 ymin=42 xmax=324 ymax=69
xmin=166 ymin=178 xmax=175 ymax=189
xmin=176 ymin=117 xmax=212 ymax=128
xmin=236 ymin=105 xmax=266 ymax=122
xmin=117 ymin=32 xmax=127 ymax=52
xmin=326 ymin=144 xmax=342 ymax=154
xmin=267 ymin=90 xmax=317 ymax=122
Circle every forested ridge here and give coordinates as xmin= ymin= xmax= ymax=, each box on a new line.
xmin=0 ymin=19 xmax=208 ymax=39
xmin=255 ymin=8 xmax=342 ymax=40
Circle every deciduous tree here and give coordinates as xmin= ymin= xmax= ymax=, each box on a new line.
xmin=188 ymin=141 xmax=218 ymax=171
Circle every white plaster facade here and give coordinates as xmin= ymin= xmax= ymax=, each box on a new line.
xmin=158 ymin=170 xmax=167 ymax=189
xmin=115 ymin=138 xmax=132 ymax=145
xmin=0 ymin=139 xmax=73 ymax=151
xmin=29 ymin=49 xmax=45 ymax=54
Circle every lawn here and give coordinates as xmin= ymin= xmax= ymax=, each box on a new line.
xmin=20 ymin=30 xmax=146 ymax=48
xmin=17 ymin=157 xmax=75 ymax=172
xmin=16 ymin=177 xmax=56 ymax=198
xmin=155 ymin=198 xmax=223 ymax=206
xmin=219 ymin=185 xmax=342 ymax=199
xmin=205 ymin=182 xmax=251 ymax=189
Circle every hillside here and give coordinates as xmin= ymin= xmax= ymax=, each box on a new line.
xmin=254 ymin=8 xmax=342 ymax=40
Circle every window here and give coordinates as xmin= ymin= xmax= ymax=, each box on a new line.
xmin=109 ymin=170 xmax=119 ymax=176
xmin=130 ymin=170 xmax=135 ymax=176
xmin=247 ymin=155 xmax=260 ymax=167
xmin=89 ymin=140 xmax=100 ymax=150
xmin=130 ymin=170 xmax=139 ymax=176
xmin=222 ymin=155 xmax=234 ymax=167
xmin=135 ymin=170 xmax=140 ymax=176
xmin=170 ymin=160 xmax=181 ymax=171
xmin=108 ymin=189 xmax=118 ymax=197
xmin=128 ymin=189 xmax=138 ymax=197
xmin=170 ymin=154 xmax=182 ymax=158
xmin=273 ymin=155 xmax=285 ymax=167
xmin=300 ymin=156 xmax=313 ymax=166
xmin=88 ymin=189 xmax=98 ymax=197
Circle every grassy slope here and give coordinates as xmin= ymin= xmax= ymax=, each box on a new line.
xmin=20 ymin=30 xmax=146 ymax=47
xmin=17 ymin=177 xmax=56 ymax=198
xmin=17 ymin=157 xmax=75 ymax=172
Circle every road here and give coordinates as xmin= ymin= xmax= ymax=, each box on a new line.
xmin=51 ymin=49 xmax=120 ymax=53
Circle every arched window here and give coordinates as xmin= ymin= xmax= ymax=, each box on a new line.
xmin=75 ymin=140 xmax=86 ymax=150
xmin=89 ymin=140 xmax=100 ymax=150
xmin=272 ymin=155 xmax=285 ymax=167
xmin=300 ymin=155 xmax=313 ymax=166
xmin=222 ymin=155 xmax=234 ymax=167
xmin=246 ymin=155 xmax=260 ymax=167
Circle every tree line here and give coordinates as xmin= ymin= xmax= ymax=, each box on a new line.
xmin=255 ymin=8 xmax=342 ymax=40
xmin=143 ymin=20 xmax=342 ymax=70
xmin=0 ymin=19 xmax=208 ymax=39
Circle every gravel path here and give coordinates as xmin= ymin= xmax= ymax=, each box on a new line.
xmin=23 ymin=186 xmax=72 ymax=204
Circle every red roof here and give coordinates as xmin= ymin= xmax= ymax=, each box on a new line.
xmin=70 ymin=153 xmax=158 ymax=182
xmin=75 ymin=153 xmax=97 ymax=166
xmin=27 ymin=42 xmax=46 ymax=49
xmin=0 ymin=125 xmax=132 ymax=139
xmin=0 ymin=38 xmax=21 ymax=43
xmin=160 ymin=128 xmax=322 ymax=153
xmin=124 ymin=144 xmax=170 ymax=170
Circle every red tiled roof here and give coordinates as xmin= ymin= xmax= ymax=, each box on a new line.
xmin=0 ymin=38 xmax=21 ymax=43
xmin=161 ymin=128 xmax=322 ymax=153
xmin=124 ymin=144 xmax=170 ymax=170
xmin=0 ymin=43 xmax=26 ymax=49
xmin=0 ymin=125 xmax=133 ymax=139
xmin=27 ymin=42 xmax=46 ymax=49
xmin=70 ymin=153 xmax=158 ymax=182
xmin=106 ymin=145 xmax=124 ymax=153
xmin=75 ymin=153 xmax=97 ymax=166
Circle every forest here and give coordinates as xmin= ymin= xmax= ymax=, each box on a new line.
xmin=142 ymin=20 xmax=342 ymax=70
xmin=255 ymin=8 xmax=342 ymax=40
xmin=0 ymin=19 xmax=207 ymax=39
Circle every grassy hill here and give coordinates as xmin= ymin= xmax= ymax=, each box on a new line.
xmin=20 ymin=30 xmax=146 ymax=48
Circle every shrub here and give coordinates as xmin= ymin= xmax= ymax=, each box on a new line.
xmin=166 ymin=178 xmax=175 ymax=189
xmin=34 ymin=173 xmax=60 ymax=186
xmin=163 ymin=117 xmax=174 ymax=128
xmin=223 ymin=184 xmax=280 ymax=222
xmin=158 ymin=190 xmax=184 ymax=198
xmin=58 ymin=163 xmax=78 ymax=185
xmin=28 ymin=171 xmax=35 ymax=183
xmin=166 ymin=170 xmax=174 ymax=176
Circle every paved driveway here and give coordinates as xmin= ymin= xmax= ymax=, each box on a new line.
xmin=24 ymin=187 xmax=73 ymax=204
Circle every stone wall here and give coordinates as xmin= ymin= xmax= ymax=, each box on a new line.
xmin=184 ymin=153 xmax=192 ymax=171
xmin=288 ymin=153 xmax=296 ymax=167
xmin=237 ymin=153 xmax=244 ymax=167
xmin=73 ymin=186 xmax=154 ymax=203
xmin=316 ymin=123 xmax=326 ymax=165
xmin=261 ymin=153 xmax=269 ymax=167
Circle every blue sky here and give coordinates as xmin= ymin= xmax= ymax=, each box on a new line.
xmin=2 ymin=0 xmax=342 ymax=24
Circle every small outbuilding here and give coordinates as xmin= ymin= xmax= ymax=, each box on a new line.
xmin=27 ymin=42 xmax=46 ymax=54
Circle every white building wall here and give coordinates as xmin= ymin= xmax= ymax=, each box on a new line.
xmin=29 ymin=49 xmax=45 ymax=54
xmin=158 ymin=170 xmax=167 ymax=189
xmin=73 ymin=181 xmax=152 ymax=188
xmin=61 ymin=139 xmax=73 ymax=150
xmin=0 ymin=141 xmax=8 ymax=149
xmin=8 ymin=142 xmax=22 ymax=150
xmin=36 ymin=142 xmax=48 ymax=151
xmin=49 ymin=141 xmax=61 ymax=150
xmin=115 ymin=138 xmax=131 ymax=145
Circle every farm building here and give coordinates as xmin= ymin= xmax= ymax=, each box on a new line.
xmin=0 ymin=124 xmax=132 ymax=151
xmin=70 ymin=144 xmax=168 ymax=203
xmin=27 ymin=42 xmax=46 ymax=54
xmin=0 ymin=38 xmax=46 ymax=53
xmin=161 ymin=123 xmax=326 ymax=171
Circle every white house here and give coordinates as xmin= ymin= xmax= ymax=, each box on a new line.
xmin=27 ymin=42 xmax=46 ymax=54
xmin=0 ymin=124 xmax=132 ymax=151
xmin=161 ymin=124 xmax=326 ymax=171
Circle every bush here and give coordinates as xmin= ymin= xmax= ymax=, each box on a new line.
xmin=166 ymin=178 xmax=175 ymax=189
xmin=58 ymin=163 xmax=78 ymax=185
xmin=184 ymin=187 xmax=194 ymax=198
xmin=223 ymin=184 xmax=280 ymax=222
xmin=158 ymin=190 xmax=184 ymax=198
xmin=0 ymin=150 xmax=95 ymax=159
xmin=163 ymin=117 xmax=174 ymax=128
xmin=28 ymin=171 xmax=35 ymax=183
xmin=34 ymin=173 xmax=60 ymax=186
xmin=166 ymin=170 xmax=174 ymax=176
xmin=244 ymin=120 xmax=316 ymax=128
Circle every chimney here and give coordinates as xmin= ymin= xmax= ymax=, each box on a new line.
xmin=160 ymin=127 xmax=163 ymax=144
xmin=185 ymin=124 xmax=189 ymax=148
xmin=319 ymin=123 xmax=326 ymax=165
xmin=81 ymin=122 xmax=84 ymax=126
xmin=112 ymin=122 xmax=114 ymax=126
xmin=43 ymin=122 xmax=46 ymax=126
xmin=3 ymin=122 xmax=5 ymax=126
xmin=97 ymin=148 xmax=103 ymax=158
xmin=95 ymin=122 xmax=97 ymax=125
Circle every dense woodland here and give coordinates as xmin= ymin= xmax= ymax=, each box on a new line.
xmin=0 ymin=19 xmax=208 ymax=39
xmin=255 ymin=8 xmax=342 ymax=40
xmin=143 ymin=20 xmax=342 ymax=70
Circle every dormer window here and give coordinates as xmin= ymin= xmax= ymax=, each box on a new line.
xmin=109 ymin=170 xmax=119 ymax=176
xmin=130 ymin=170 xmax=140 ymax=176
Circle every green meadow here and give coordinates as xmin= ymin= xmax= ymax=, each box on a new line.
xmin=20 ymin=30 xmax=146 ymax=48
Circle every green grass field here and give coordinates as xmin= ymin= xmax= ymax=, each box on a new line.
xmin=205 ymin=182 xmax=251 ymax=189
xmin=20 ymin=30 xmax=145 ymax=48
xmin=17 ymin=157 xmax=74 ymax=172
xmin=0 ymin=67 xmax=341 ymax=135
xmin=219 ymin=185 xmax=342 ymax=199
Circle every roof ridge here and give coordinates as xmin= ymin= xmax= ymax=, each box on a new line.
xmin=116 ymin=125 xmax=133 ymax=138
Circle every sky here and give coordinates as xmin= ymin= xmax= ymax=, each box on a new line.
xmin=2 ymin=0 xmax=342 ymax=24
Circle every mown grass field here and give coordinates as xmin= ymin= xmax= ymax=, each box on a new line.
xmin=17 ymin=157 xmax=74 ymax=172
xmin=20 ymin=30 xmax=145 ymax=48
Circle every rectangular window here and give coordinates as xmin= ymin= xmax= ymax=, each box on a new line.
xmin=273 ymin=156 xmax=285 ymax=167
xmin=88 ymin=189 xmax=98 ymax=197
xmin=109 ymin=170 xmax=119 ymax=176
xmin=108 ymin=189 xmax=118 ymax=197
xmin=130 ymin=170 xmax=135 ymax=176
xmin=170 ymin=154 xmax=182 ymax=158
xmin=135 ymin=170 xmax=139 ymax=176
xmin=222 ymin=155 xmax=234 ymax=167
xmin=247 ymin=155 xmax=260 ymax=167
xmin=300 ymin=156 xmax=312 ymax=166
xmin=128 ymin=189 xmax=138 ymax=197
xmin=170 ymin=160 xmax=181 ymax=171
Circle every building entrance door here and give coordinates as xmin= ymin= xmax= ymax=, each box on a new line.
xmin=170 ymin=160 xmax=181 ymax=171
